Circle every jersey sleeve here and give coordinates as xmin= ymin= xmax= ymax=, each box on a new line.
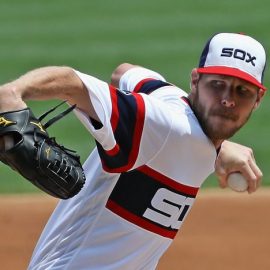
xmin=73 ymin=70 xmax=172 ymax=173
xmin=119 ymin=67 xmax=167 ymax=92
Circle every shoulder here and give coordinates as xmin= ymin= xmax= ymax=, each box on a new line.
xmin=117 ymin=65 xmax=166 ymax=92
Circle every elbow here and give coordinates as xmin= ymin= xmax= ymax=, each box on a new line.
xmin=111 ymin=63 xmax=137 ymax=87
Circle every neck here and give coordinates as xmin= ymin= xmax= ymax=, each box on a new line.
xmin=211 ymin=139 xmax=224 ymax=150
xmin=186 ymin=94 xmax=224 ymax=150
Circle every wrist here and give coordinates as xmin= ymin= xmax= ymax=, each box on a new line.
xmin=0 ymin=84 xmax=27 ymax=112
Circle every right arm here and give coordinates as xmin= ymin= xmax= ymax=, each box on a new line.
xmin=0 ymin=65 xmax=171 ymax=173
xmin=0 ymin=66 xmax=99 ymax=121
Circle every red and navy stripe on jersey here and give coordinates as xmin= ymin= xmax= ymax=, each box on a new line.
xmin=133 ymin=78 xmax=171 ymax=94
xmin=94 ymin=78 xmax=198 ymax=239
xmin=106 ymin=165 xmax=199 ymax=239
xmin=95 ymin=85 xmax=145 ymax=172
xmin=96 ymin=79 xmax=171 ymax=173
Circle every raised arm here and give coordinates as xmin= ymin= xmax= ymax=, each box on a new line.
xmin=110 ymin=63 xmax=138 ymax=87
xmin=0 ymin=66 xmax=94 ymax=199
xmin=0 ymin=66 xmax=99 ymax=120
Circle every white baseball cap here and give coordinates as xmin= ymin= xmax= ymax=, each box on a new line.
xmin=197 ymin=33 xmax=267 ymax=91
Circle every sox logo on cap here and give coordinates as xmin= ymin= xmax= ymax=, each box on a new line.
xmin=197 ymin=32 xmax=267 ymax=90
xmin=221 ymin=48 xmax=256 ymax=66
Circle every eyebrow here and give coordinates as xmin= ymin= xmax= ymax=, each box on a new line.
xmin=205 ymin=75 xmax=259 ymax=91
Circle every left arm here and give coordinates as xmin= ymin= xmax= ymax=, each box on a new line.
xmin=111 ymin=63 xmax=139 ymax=87
xmin=111 ymin=64 xmax=263 ymax=193
xmin=215 ymin=140 xmax=262 ymax=193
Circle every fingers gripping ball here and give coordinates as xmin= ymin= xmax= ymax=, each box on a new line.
xmin=227 ymin=172 xmax=248 ymax=192
xmin=0 ymin=102 xmax=86 ymax=199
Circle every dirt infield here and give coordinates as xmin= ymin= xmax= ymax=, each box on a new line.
xmin=1 ymin=188 xmax=270 ymax=270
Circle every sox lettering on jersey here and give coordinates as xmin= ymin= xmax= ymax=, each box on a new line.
xmin=106 ymin=166 xmax=198 ymax=239
xmin=143 ymin=188 xmax=192 ymax=229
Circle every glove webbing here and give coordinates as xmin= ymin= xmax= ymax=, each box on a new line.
xmin=33 ymin=101 xmax=78 ymax=155
xmin=38 ymin=100 xmax=76 ymax=129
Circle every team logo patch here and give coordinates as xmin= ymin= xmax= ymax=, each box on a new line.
xmin=118 ymin=89 xmax=132 ymax=95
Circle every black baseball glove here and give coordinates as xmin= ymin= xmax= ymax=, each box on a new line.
xmin=0 ymin=101 xmax=86 ymax=199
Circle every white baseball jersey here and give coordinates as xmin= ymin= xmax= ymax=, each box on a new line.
xmin=28 ymin=67 xmax=217 ymax=270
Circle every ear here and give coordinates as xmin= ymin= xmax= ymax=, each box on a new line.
xmin=190 ymin=68 xmax=200 ymax=94
xmin=253 ymin=89 xmax=265 ymax=110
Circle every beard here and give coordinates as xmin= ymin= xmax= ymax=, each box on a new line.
xmin=190 ymin=90 xmax=252 ymax=142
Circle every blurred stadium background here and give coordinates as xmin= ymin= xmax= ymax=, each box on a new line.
xmin=0 ymin=0 xmax=269 ymax=193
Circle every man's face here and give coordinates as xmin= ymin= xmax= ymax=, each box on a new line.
xmin=189 ymin=69 xmax=264 ymax=146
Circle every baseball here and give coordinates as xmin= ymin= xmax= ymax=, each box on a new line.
xmin=227 ymin=172 xmax=248 ymax=192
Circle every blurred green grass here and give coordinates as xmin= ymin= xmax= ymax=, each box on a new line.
xmin=0 ymin=0 xmax=269 ymax=193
